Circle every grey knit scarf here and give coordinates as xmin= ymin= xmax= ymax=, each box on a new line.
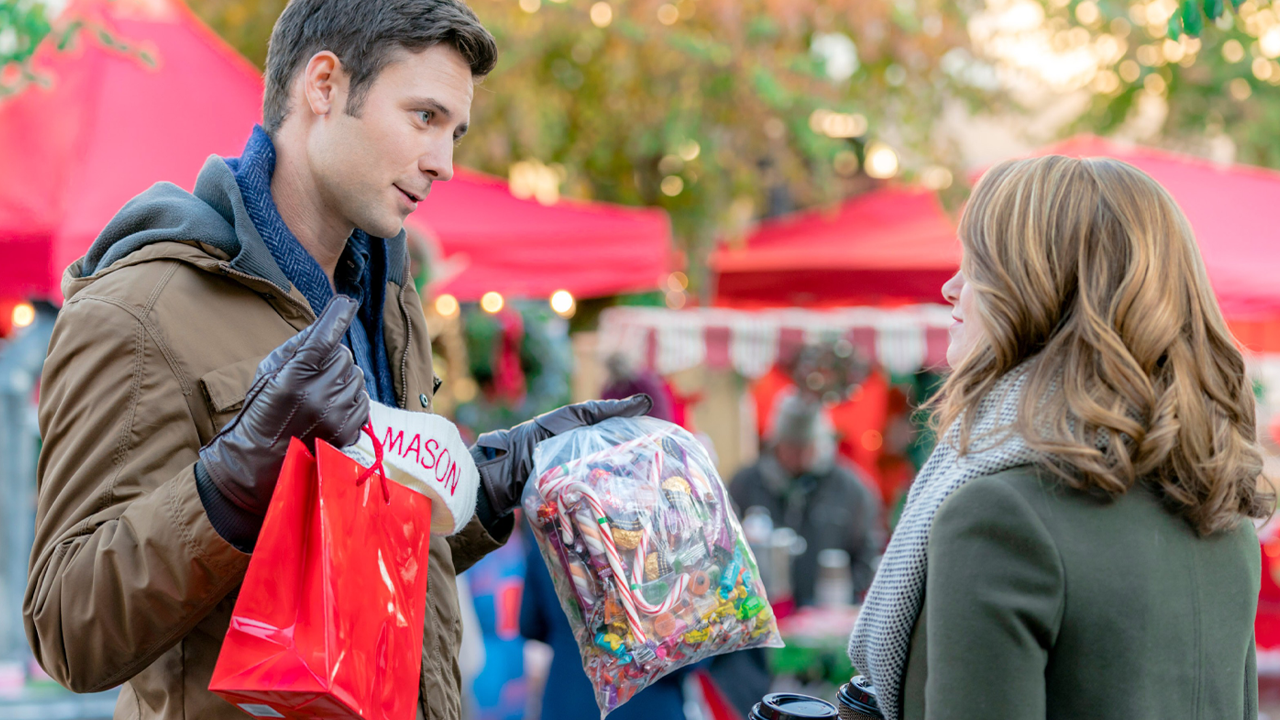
xmin=848 ymin=367 xmax=1036 ymax=720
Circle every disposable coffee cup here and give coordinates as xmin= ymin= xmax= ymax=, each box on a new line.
xmin=749 ymin=692 xmax=839 ymax=720
xmin=836 ymin=676 xmax=883 ymax=720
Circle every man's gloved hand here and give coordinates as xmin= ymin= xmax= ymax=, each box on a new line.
xmin=198 ymin=296 xmax=370 ymax=518
xmin=473 ymin=394 xmax=652 ymax=519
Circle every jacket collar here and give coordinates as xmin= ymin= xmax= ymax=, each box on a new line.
xmin=67 ymin=153 xmax=409 ymax=305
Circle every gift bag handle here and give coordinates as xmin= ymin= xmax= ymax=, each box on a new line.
xmin=355 ymin=421 xmax=392 ymax=505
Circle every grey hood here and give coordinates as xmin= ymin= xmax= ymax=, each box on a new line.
xmin=79 ymin=155 xmax=292 ymax=294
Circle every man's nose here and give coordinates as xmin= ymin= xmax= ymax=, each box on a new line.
xmin=420 ymin=138 xmax=455 ymax=183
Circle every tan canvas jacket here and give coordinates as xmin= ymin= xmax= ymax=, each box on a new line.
xmin=24 ymin=157 xmax=508 ymax=720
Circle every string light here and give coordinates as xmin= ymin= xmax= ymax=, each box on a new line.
xmin=920 ymin=165 xmax=953 ymax=190
xmin=590 ymin=2 xmax=613 ymax=27
xmin=550 ymin=290 xmax=576 ymax=317
xmin=661 ymin=176 xmax=684 ymax=196
xmin=434 ymin=294 xmax=459 ymax=318
xmin=1091 ymin=69 xmax=1121 ymax=93
xmin=678 ymin=140 xmax=701 ymax=162
xmin=11 ymin=302 xmax=35 ymax=329
xmin=1253 ymin=56 xmax=1274 ymax=80
xmin=1224 ymin=39 xmax=1246 ymax=62
xmin=509 ymin=159 xmax=563 ymax=205
xmin=809 ymin=109 xmax=867 ymax=139
xmin=864 ymin=142 xmax=899 ymax=179
xmin=666 ymin=271 xmax=689 ymax=292
xmin=481 ymin=291 xmax=505 ymax=314
xmin=861 ymin=430 xmax=884 ymax=451
xmin=1262 ymin=27 xmax=1280 ymax=58
xmin=1074 ymin=0 xmax=1100 ymax=25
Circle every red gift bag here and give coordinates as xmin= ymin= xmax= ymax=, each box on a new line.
xmin=210 ymin=431 xmax=433 ymax=720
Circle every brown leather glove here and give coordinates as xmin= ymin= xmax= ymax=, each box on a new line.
xmin=198 ymin=297 xmax=370 ymax=519
xmin=473 ymin=395 xmax=653 ymax=519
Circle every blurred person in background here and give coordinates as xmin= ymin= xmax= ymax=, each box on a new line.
xmin=731 ymin=393 xmax=883 ymax=607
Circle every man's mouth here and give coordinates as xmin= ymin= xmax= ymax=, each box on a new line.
xmin=395 ymin=185 xmax=425 ymax=206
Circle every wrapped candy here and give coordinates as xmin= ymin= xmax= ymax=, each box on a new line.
xmin=523 ymin=416 xmax=783 ymax=717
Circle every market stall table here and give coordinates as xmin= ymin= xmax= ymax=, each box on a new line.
xmin=770 ymin=605 xmax=861 ymax=691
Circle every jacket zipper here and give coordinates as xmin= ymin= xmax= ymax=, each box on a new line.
xmin=396 ymin=270 xmax=413 ymax=411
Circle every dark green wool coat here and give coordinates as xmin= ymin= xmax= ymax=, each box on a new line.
xmin=901 ymin=465 xmax=1260 ymax=720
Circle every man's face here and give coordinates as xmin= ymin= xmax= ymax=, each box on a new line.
xmin=774 ymin=440 xmax=816 ymax=477
xmin=310 ymin=44 xmax=474 ymax=239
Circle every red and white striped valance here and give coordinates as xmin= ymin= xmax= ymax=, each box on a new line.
xmin=597 ymin=305 xmax=954 ymax=379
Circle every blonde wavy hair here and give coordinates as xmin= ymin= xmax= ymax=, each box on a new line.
xmin=933 ymin=155 xmax=1273 ymax=535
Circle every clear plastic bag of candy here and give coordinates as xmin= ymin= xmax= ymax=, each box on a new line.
xmin=522 ymin=415 xmax=783 ymax=716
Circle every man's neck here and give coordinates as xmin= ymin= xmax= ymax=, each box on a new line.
xmin=268 ymin=132 xmax=353 ymax=285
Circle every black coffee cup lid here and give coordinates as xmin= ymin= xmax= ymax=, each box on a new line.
xmin=750 ymin=693 xmax=838 ymax=720
xmin=838 ymin=676 xmax=879 ymax=712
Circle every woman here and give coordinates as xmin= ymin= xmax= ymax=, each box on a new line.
xmin=848 ymin=155 xmax=1273 ymax=720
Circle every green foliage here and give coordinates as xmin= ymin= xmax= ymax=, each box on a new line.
xmin=0 ymin=0 xmax=49 ymax=64
xmin=1 ymin=2 xmax=149 ymax=97
xmin=187 ymin=0 xmax=287 ymax=68
xmin=1 ymin=0 xmax=53 ymax=95
xmin=1053 ymin=0 xmax=1280 ymax=171
xmin=454 ymin=302 xmax=572 ymax=432
xmin=455 ymin=0 xmax=981 ymax=293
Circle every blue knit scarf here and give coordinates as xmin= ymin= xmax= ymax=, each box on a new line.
xmin=225 ymin=126 xmax=398 ymax=406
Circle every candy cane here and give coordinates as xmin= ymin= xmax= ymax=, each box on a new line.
xmin=537 ymin=438 xmax=701 ymax=638
xmin=543 ymin=479 xmax=648 ymax=642
xmin=541 ymin=478 xmax=682 ymax=643
xmin=629 ymin=527 xmax=690 ymax=615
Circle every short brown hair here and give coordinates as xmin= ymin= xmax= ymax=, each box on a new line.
xmin=262 ymin=0 xmax=497 ymax=134
xmin=934 ymin=155 xmax=1273 ymax=535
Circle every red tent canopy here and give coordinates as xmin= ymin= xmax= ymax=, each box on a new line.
xmin=409 ymin=170 xmax=671 ymax=302
xmin=709 ymin=187 xmax=960 ymax=308
xmin=0 ymin=0 xmax=669 ymax=303
xmin=0 ymin=0 xmax=264 ymax=301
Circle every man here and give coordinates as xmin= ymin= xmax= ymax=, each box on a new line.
xmin=23 ymin=2 xmax=648 ymax=719
xmin=730 ymin=394 xmax=882 ymax=606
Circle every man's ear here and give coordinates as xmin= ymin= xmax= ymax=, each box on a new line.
xmin=300 ymin=51 xmax=346 ymax=118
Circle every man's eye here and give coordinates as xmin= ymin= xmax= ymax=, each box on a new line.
xmin=418 ymin=111 xmax=433 ymax=123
